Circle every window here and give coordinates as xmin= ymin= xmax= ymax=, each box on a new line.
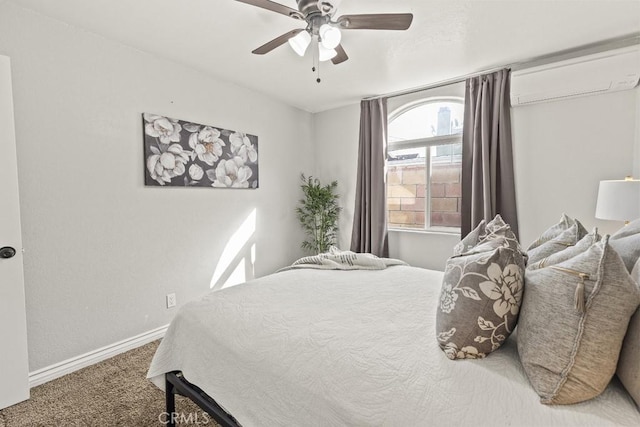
xmin=387 ymin=98 xmax=463 ymax=232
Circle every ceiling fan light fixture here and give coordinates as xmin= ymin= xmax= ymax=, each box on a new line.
xmin=239 ymin=0 xmax=414 ymax=70
xmin=318 ymin=44 xmax=337 ymax=62
xmin=319 ymin=24 xmax=341 ymax=49
xmin=288 ymin=30 xmax=311 ymax=56
xmin=316 ymin=0 xmax=341 ymax=16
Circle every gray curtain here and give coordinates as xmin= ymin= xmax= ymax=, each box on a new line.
xmin=461 ymin=69 xmax=519 ymax=238
xmin=350 ymin=98 xmax=389 ymax=257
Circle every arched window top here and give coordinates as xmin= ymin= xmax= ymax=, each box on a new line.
xmin=388 ymin=97 xmax=464 ymax=143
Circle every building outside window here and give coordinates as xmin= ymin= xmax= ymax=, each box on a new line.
xmin=387 ymin=98 xmax=464 ymax=232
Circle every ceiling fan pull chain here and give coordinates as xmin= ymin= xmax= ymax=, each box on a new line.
xmin=312 ymin=38 xmax=321 ymax=83
xmin=312 ymin=38 xmax=317 ymax=73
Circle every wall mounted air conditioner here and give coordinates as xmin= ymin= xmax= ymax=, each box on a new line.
xmin=510 ymin=45 xmax=640 ymax=106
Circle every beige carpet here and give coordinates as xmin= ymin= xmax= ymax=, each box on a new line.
xmin=0 ymin=341 xmax=219 ymax=426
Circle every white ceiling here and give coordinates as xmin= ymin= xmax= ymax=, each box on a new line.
xmin=8 ymin=0 xmax=640 ymax=113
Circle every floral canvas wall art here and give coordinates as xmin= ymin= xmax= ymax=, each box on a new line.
xmin=143 ymin=113 xmax=259 ymax=188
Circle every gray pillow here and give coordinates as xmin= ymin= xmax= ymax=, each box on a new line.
xmin=609 ymin=218 xmax=640 ymax=272
xmin=617 ymin=258 xmax=640 ymax=408
xmin=527 ymin=222 xmax=589 ymax=265
xmin=527 ymin=214 xmax=587 ymax=252
xmin=437 ymin=234 xmax=526 ymax=360
xmin=527 ymin=228 xmax=600 ymax=270
xmin=518 ymin=237 xmax=640 ymax=405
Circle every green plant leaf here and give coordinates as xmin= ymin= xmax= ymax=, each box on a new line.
xmin=296 ymin=174 xmax=341 ymax=255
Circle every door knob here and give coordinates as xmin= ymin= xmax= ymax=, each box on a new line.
xmin=0 ymin=246 xmax=17 ymax=259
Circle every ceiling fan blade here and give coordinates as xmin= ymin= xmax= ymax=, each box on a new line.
xmin=337 ymin=13 xmax=414 ymax=30
xmin=331 ymin=44 xmax=349 ymax=65
xmin=235 ymin=0 xmax=304 ymax=20
xmin=252 ymin=29 xmax=304 ymax=55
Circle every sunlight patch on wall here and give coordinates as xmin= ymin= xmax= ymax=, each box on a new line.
xmin=223 ymin=258 xmax=246 ymax=289
xmin=210 ymin=208 xmax=257 ymax=290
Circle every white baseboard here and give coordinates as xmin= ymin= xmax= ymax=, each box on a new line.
xmin=28 ymin=324 xmax=169 ymax=388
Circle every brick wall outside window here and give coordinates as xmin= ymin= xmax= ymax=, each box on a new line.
xmin=387 ymin=162 xmax=462 ymax=229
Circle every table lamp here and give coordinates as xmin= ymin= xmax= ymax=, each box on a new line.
xmin=595 ymin=176 xmax=640 ymax=225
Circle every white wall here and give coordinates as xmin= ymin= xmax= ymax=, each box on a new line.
xmin=387 ymin=229 xmax=459 ymax=271
xmin=312 ymin=103 xmax=360 ymax=250
xmin=635 ymin=88 xmax=640 ymax=178
xmin=512 ymin=88 xmax=638 ymax=246
xmin=0 ymin=3 xmax=313 ymax=371
xmin=314 ymin=84 xmax=639 ymax=271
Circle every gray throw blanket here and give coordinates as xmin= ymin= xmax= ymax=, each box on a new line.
xmin=279 ymin=247 xmax=408 ymax=272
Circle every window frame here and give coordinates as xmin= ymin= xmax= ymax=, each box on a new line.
xmin=387 ymin=96 xmax=464 ymax=234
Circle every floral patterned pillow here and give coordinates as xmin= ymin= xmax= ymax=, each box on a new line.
xmin=527 ymin=214 xmax=587 ymax=252
xmin=436 ymin=239 xmax=526 ymax=360
xmin=453 ymin=219 xmax=486 ymax=256
xmin=454 ymin=215 xmax=521 ymax=256
xmin=519 ymin=237 xmax=640 ymax=404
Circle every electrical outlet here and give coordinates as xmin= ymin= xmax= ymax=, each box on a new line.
xmin=166 ymin=293 xmax=176 ymax=308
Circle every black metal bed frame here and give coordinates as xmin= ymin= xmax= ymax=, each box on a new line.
xmin=165 ymin=371 xmax=241 ymax=427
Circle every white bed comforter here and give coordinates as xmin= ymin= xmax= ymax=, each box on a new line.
xmin=147 ymin=266 xmax=640 ymax=426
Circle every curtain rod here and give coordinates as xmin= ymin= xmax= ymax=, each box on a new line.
xmin=363 ymin=33 xmax=640 ymax=101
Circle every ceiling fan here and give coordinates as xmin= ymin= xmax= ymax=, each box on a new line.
xmin=235 ymin=0 xmax=413 ymax=69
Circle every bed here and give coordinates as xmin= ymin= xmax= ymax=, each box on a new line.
xmin=147 ymin=265 xmax=640 ymax=426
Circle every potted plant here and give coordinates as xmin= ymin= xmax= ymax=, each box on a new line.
xmin=296 ymin=174 xmax=341 ymax=254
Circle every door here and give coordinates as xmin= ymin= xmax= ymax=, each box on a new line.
xmin=0 ymin=55 xmax=29 ymax=409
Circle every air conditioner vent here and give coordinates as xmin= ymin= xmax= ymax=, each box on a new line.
xmin=511 ymin=45 xmax=640 ymax=106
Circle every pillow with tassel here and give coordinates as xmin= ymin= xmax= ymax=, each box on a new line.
xmin=518 ymin=236 xmax=640 ymax=404
xmin=616 ymin=258 xmax=640 ymax=408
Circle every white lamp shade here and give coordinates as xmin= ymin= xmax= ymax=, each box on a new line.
xmin=288 ymin=31 xmax=311 ymax=56
xmin=319 ymin=24 xmax=341 ymax=49
xmin=318 ymin=44 xmax=337 ymax=62
xmin=595 ymin=179 xmax=640 ymax=222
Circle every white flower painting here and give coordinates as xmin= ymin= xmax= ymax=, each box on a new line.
xmin=143 ymin=113 xmax=258 ymax=188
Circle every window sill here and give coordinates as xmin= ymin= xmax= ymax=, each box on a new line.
xmin=388 ymin=227 xmax=461 ymax=237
